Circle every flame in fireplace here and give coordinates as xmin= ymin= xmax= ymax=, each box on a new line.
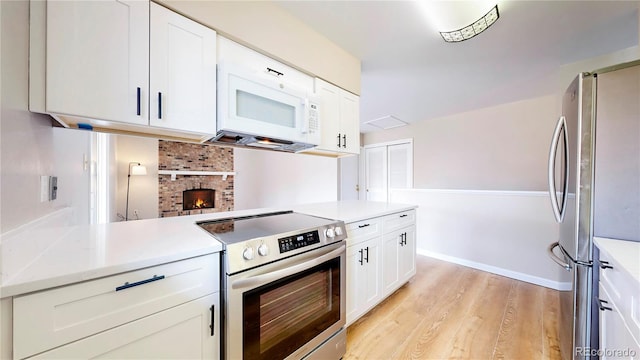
xmin=183 ymin=188 xmax=214 ymax=211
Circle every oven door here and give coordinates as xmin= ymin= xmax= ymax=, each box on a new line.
xmin=225 ymin=242 xmax=345 ymax=360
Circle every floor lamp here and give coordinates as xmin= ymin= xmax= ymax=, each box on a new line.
xmin=125 ymin=162 xmax=147 ymax=221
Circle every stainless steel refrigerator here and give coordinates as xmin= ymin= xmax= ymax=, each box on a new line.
xmin=547 ymin=60 xmax=640 ymax=360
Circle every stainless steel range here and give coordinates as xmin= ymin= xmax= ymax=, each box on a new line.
xmin=198 ymin=211 xmax=347 ymax=360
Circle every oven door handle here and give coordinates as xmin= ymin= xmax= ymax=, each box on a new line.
xmin=231 ymin=244 xmax=345 ymax=290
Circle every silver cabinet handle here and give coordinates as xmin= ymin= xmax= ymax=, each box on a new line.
xmin=547 ymin=242 xmax=571 ymax=271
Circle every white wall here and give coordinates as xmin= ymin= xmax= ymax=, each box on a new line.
xmin=115 ymin=136 xmax=159 ymax=220
xmin=364 ymin=94 xmax=561 ymax=191
xmin=1 ymin=0 xmax=91 ymax=233
xmin=391 ymin=189 xmax=572 ymax=290
xmin=234 ymin=148 xmax=338 ymax=210
xmin=51 ymin=128 xmax=91 ymax=225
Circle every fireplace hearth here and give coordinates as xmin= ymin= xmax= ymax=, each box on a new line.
xmin=183 ymin=188 xmax=215 ymax=211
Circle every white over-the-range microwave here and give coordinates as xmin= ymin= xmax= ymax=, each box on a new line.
xmin=210 ymin=62 xmax=321 ymax=152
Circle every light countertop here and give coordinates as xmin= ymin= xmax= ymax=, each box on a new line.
xmin=0 ymin=207 xmax=281 ymax=298
xmin=1 ymin=201 xmax=416 ymax=298
xmin=293 ymin=200 xmax=417 ymax=223
xmin=594 ymin=237 xmax=640 ymax=284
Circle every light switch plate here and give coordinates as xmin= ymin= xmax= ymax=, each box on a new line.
xmin=40 ymin=176 xmax=49 ymax=202
xmin=49 ymin=176 xmax=58 ymax=201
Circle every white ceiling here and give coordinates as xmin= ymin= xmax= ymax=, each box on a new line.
xmin=274 ymin=1 xmax=639 ymax=132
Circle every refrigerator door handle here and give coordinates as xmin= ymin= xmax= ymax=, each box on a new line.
xmin=548 ymin=115 xmax=568 ymax=223
xmin=547 ymin=242 xmax=571 ymax=271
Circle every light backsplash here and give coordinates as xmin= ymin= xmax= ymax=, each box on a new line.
xmin=158 ymin=141 xmax=234 ymax=217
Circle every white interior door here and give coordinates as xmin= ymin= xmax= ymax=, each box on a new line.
xmin=339 ymin=155 xmax=360 ymax=200
xmin=388 ymin=142 xmax=413 ymax=189
xmin=364 ymin=140 xmax=413 ymax=202
xmin=365 ymin=146 xmax=387 ymax=201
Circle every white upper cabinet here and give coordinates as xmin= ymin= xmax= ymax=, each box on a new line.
xmin=42 ymin=0 xmax=149 ymax=125
xmin=149 ymin=3 xmax=216 ymax=135
xmin=30 ymin=0 xmax=217 ymax=141
xmin=314 ymin=78 xmax=360 ymax=155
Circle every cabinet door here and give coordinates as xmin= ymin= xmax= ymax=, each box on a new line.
xmin=29 ymin=294 xmax=219 ymax=359
xmin=46 ymin=0 xmax=149 ymax=125
xmin=346 ymin=238 xmax=382 ymax=326
xmin=339 ymin=90 xmax=360 ymax=154
xmin=346 ymin=244 xmax=365 ymax=325
xmin=150 ymin=2 xmax=217 ymax=135
xmin=315 ymin=78 xmax=342 ymax=151
xmin=599 ymin=284 xmax=640 ymax=360
xmin=382 ymin=230 xmax=401 ymax=295
xmin=399 ymin=225 xmax=417 ymax=282
xmin=382 ymin=225 xmax=416 ymax=297
xmin=362 ymin=238 xmax=382 ymax=311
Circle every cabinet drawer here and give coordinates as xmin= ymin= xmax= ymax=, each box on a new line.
xmin=28 ymin=294 xmax=218 ymax=360
xmin=13 ymin=254 xmax=219 ymax=360
xmin=346 ymin=217 xmax=382 ymax=245
xmin=383 ymin=210 xmax=416 ymax=232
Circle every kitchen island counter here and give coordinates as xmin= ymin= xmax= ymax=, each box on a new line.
xmin=294 ymin=200 xmax=417 ymax=223
xmin=0 ymin=207 xmax=282 ymax=298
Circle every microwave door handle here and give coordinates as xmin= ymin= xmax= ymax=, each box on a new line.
xmin=231 ymin=244 xmax=345 ymax=290
xmin=548 ymin=116 xmax=565 ymax=223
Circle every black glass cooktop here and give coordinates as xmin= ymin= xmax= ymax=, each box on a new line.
xmin=197 ymin=211 xmax=335 ymax=245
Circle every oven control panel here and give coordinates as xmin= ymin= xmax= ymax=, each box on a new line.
xmin=278 ymin=231 xmax=320 ymax=253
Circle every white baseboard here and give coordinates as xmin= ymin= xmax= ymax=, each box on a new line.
xmin=417 ymin=248 xmax=572 ymax=291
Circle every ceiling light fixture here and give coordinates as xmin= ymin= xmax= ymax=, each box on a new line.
xmin=440 ymin=4 xmax=499 ymax=43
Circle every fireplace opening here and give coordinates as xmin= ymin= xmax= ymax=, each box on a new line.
xmin=183 ymin=188 xmax=215 ymax=211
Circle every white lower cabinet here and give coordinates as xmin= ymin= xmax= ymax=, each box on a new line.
xmin=598 ymin=245 xmax=640 ymax=359
xmin=382 ymin=225 xmax=416 ymax=295
xmin=346 ymin=237 xmax=382 ymax=325
xmin=12 ymin=254 xmax=220 ymax=359
xmin=345 ymin=209 xmax=416 ymax=326
xmin=29 ymin=293 xmax=219 ymax=359
xmin=599 ymin=284 xmax=639 ymax=360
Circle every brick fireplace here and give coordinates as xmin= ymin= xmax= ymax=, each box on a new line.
xmin=158 ymin=141 xmax=234 ymax=217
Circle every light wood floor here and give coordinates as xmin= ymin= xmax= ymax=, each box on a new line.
xmin=344 ymin=256 xmax=561 ymax=360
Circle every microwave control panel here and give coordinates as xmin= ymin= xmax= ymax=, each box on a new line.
xmin=278 ymin=231 xmax=320 ymax=253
